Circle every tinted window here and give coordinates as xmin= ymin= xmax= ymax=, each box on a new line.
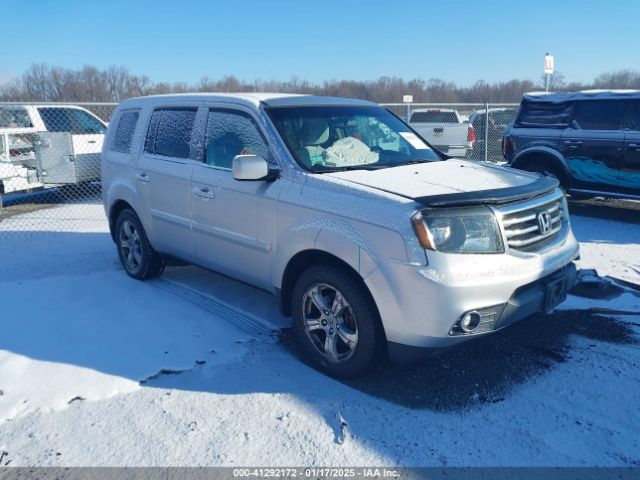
xmin=622 ymin=100 xmax=640 ymax=131
xmin=517 ymin=102 xmax=572 ymax=126
xmin=410 ymin=111 xmax=458 ymax=123
xmin=0 ymin=107 xmax=33 ymax=128
xmin=573 ymin=100 xmax=625 ymax=130
xmin=205 ymin=109 xmax=269 ymax=169
xmin=111 ymin=110 xmax=139 ymax=153
xmin=145 ymin=108 xmax=197 ymax=159
xmin=491 ymin=110 xmax=517 ymax=125
xmin=38 ymin=108 xmax=106 ymax=134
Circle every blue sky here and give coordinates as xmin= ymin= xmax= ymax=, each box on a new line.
xmin=3 ymin=0 xmax=639 ymax=86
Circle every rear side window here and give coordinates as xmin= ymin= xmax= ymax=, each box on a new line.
xmin=111 ymin=110 xmax=139 ymax=153
xmin=516 ymin=102 xmax=572 ymax=127
xmin=0 ymin=107 xmax=33 ymax=128
xmin=144 ymin=108 xmax=197 ymax=159
xmin=573 ymin=100 xmax=625 ymax=130
xmin=410 ymin=111 xmax=458 ymax=123
xmin=38 ymin=108 xmax=106 ymax=134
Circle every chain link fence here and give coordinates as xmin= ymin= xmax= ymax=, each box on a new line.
xmin=0 ymin=101 xmax=518 ymax=237
xmin=0 ymin=102 xmax=115 ymax=235
xmin=381 ymin=102 xmax=519 ymax=162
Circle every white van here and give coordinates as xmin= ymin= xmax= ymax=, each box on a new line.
xmin=0 ymin=104 xmax=107 ymax=203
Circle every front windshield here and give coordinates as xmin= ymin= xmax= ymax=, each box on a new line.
xmin=266 ymin=105 xmax=441 ymax=172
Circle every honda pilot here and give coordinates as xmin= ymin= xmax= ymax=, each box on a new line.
xmin=102 ymin=93 xmax=579 ymax=378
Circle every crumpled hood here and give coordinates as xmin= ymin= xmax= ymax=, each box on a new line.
xmin=326 ymin=159 xmax=546 ymax=203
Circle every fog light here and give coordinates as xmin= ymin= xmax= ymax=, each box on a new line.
xmin=460 ymin=311 xmax=482 ymax=332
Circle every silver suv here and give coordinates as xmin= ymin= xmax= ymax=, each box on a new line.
xmin=102 ymin=93 xmax=580 ymax=378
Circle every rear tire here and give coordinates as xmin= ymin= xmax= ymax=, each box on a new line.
xmin=291 ymin=265 xmax=382 ymax=378
xmin=115 ymin=209 xmax=165 ymax=280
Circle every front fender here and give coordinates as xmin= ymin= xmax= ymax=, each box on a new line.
xmin=271 ymin=218 xmax=406 ymax=289
xmin=512 ymin=146 xmax=567 ymax=169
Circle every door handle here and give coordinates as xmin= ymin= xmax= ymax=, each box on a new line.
xmin=193 ymin=187 xmax=215 ymax=199
xmin=136 ymin=173 xmax=150 ymax=183
xmin=563 ymin=140 xmax=582 ymax=150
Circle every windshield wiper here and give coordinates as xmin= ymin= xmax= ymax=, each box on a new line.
xmin=403 ymin=158 xmax=433 ymax=164
xmin=313 ymin=164 xmax=389 ymax=173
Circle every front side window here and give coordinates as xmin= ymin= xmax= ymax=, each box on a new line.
xmin=38 ymin=108 xmax=106 ymax=134
xmin=573 ymin=100 xmax=625 ymax=130
xmin=622 ymin=100 xmax=640 ymax=131
xmin=205 ymin=109 xmax=270 ymax=169
xmin=0 ymin=107 xmax=33 ymax=128
xmin=267 ymin=105 xmax=440 ymax=172
xmin=111 ymin=110 xmax=140 ymax=153
xmin=144 ymin=108 xmax=197 ymax=159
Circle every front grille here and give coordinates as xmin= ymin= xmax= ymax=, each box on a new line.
xmin=501 ymin=197 xmax=565 ymax=252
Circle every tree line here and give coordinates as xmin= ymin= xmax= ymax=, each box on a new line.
xmin=2 ymin=63 xmax=640 ymax=104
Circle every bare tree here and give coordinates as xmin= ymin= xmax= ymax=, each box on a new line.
xmin=1 ymin=63 xmax=638 ymax=104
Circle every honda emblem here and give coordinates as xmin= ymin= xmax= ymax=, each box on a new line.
xmin=537 ymin=211 xmax=552 ymax=234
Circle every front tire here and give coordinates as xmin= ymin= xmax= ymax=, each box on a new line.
xmin=291 ymin=265 xmax=382 ymax=378
xmin=115 ymin=209 xmax=165 ymax=280
xmin=519 ymin=160 xmax=568 ymax=189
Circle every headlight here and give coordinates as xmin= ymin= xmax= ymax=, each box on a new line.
xmin=412 ymin=207 xmax=504 ymax=254
xmin=560 ymin=194 xmax=570 ymax=223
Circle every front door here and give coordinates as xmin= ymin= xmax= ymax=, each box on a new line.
xmin=191 ymin=107 xmax=281 ymax=289
xmin=622 ymin=100 xmax=640 ymax=196
xmin=562 ymin=99 xmax=625 ymax=192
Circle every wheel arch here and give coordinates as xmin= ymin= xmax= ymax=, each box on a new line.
xmin=108 ymin=199 xmax=135 ymax=242
xmin=511 ymin=147 xmax=572 ymax=186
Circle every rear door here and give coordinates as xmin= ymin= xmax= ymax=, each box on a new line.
xmin=191 ymin=107 xmax=281 ymax=289
xmin=561 ymin=100 xmax=625 ymax=192
xmin=621 ymin=100 xmax=640 ymax=195
xmin=136 ymin=106 xmax=200 ymax=261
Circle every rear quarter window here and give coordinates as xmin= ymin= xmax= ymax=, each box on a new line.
xmin=111 ymin=110 xmax=140 ymax=153
xmin=516 ymin=102 xmax=572 ymax=127
xmin=144 ymin=108 xmax=197 ymax=159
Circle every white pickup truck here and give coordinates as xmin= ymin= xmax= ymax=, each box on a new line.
xmin=408 ymin=108 xmax=475 ymax=158
xmin=0 ymin=104 xmax=106 ymax=205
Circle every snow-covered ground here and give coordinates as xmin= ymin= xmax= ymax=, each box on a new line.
xmin=0 ymin=203 xmax=639 ymax=466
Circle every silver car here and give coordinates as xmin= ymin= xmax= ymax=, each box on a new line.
xmin=102 ymin=93 xmax=580 ymax=378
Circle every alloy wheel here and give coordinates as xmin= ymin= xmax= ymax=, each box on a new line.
xmin=301 ymin=283 xmax=359 ymax=363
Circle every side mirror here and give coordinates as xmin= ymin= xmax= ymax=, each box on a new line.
xmin=232 ymin=154 xmax=279 ymax=182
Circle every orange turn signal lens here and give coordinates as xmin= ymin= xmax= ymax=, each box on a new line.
xmin=412 ymin=214 xmax=433 ymax=250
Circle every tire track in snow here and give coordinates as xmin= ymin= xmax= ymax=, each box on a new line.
xmin=148 ymin=278 xmax=278 ymax=339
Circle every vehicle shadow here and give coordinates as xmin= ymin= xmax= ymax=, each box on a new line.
xmin=569 ymin=198 xmax=640 ymax=225
xmin=279 ymin=308 xmax=638 ymax=411
xmin=2 ymin=230 xmax=638 ymax=416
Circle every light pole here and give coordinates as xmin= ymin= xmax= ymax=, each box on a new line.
xmin=544 ymin=53 xmax=554 ymax=92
